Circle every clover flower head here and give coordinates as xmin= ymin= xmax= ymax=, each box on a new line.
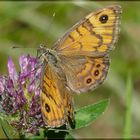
xmin=0 ymin=54 xmax=45 ymax=134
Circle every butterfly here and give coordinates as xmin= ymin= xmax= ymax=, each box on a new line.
xmin=38 ymin=5 xmax=122 ymax=128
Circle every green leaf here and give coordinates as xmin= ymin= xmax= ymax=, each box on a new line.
xmin=0 ymin=118 xmax=19 ymax=139
xmin=65 ymin=133 xmax=75 ymax=140
xmin=74 ymin=99 xmax=109 ymax=129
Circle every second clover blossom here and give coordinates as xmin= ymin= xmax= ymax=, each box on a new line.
xmin=0 ymin=54 xmax=45 ymax=135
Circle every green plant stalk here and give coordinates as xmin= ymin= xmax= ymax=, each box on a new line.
xmin=123 ymin=72 xmax=132 ymax=138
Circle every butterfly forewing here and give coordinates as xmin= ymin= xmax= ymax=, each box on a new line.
xmin=40 ymin=63 xmax=74 ymax=127
xmin=53 ymin=5 xmax=121 ymax=57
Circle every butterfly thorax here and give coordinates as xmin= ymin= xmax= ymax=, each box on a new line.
xmin=40 ymin=48 xmax=61 ymax=66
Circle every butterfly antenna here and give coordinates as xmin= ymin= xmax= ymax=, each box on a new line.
xmin=12 ymin=45 xmax=40 ymax=49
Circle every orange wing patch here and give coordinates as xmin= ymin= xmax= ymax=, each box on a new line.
xmin=53 ymin=6 xmax=121 ymax=57
xmin=41 ymin=64 xmax=74 ymax=128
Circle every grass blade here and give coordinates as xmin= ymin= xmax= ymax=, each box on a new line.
xmin=123 ymin=72 xmax=132 ymax=138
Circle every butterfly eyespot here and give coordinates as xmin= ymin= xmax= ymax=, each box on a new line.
xmin=86 ymin=78 xmax=92 ymax=84
xmin=99 ymin=14 xmax=108 ymax=24
xmin=94 ymin=69 xmax=99 ymax=76
xmin=45 ymin=103 xmax=51 ymax=113
xmin=96 ymin=64 xmax=101 ymax=68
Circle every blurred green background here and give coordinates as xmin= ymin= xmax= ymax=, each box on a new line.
xmin=0 ymin=1 xmax=140 ymax=138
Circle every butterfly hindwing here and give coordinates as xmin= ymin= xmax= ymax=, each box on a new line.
xmin=59 ymin=55 xmax=109 ymax=93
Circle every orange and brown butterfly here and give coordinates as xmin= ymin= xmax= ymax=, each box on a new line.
xmin=38 ymin=5 xmax=122 ymax=128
